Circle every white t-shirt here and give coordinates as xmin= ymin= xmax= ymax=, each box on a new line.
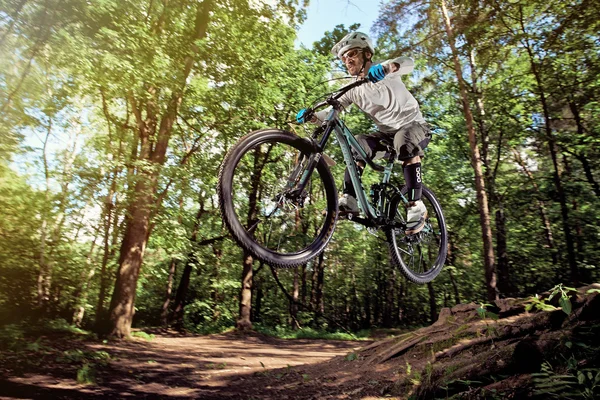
xmin=315 ymin=57 xmax=425 ymax=133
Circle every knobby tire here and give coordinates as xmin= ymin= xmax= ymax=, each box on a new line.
xmin=218 ymin=129 xmax=338 ymax=268
xmin=386 ymin=185 xmax=448 ymax=284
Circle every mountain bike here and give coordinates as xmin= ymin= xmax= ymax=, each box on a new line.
xmin=218 ymin=78 xmax=447 ymax=284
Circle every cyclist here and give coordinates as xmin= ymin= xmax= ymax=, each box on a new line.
xmin=297 ymin=31 xmax=432 ymax=235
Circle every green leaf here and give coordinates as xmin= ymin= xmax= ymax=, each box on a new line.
xmin=559 ymin=297 xmax=572 ymax=315
xmin=578 ymin=371 xmax=586 ymax=384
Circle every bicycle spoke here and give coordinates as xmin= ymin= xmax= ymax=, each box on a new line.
xmin=386 ymin=186 xmax=448 ymax=284
xmin=228 ymin=137 xmax=332 ymax=257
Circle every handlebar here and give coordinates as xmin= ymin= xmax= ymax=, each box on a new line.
xmin=302 ymin=78 xmax=386 ymax=172
xmin=306 ymin=78 xmax=369 ymax=117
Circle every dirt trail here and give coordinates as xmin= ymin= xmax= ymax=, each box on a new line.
xmin=0 ymin=331 xmax=367 ymax=399
xmin=3 ymin=285 xmax=598 ymax=399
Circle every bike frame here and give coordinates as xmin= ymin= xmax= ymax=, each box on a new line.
xmin=301 ymin=104 xmax=406 ymax=228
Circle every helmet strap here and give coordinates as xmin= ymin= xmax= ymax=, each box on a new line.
xmin=358 ymin=49 xmax=370 ymax=77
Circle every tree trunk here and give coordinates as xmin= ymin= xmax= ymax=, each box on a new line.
xmin=562 ymin=156 xmax=587 ymax=281
xmin=568 ymin=101 xmax=600 ymax=198
xmin=169 ymin=232 xmax=227 ymax=327
xmin=160 ymin=192 xmax=185 ymax=325
xmin=312 ymin=252 xmax=325 ymax=315
xmin=469 ymin=47 xmax=508 ymax=297
xmin=160 ymin=259 xmax=177 ymax=326
xmin=95 ymin=171 xmax=118 ymax=329
xmin=440 ymin=0 xmax=497 ymax=301
xmin=363 ymin=291 xmax=371 ymax=329
xmin=108 ymin=175 xmax=154 ymax=337
xmin=37 ymin=126 xmax=52 ymax=307
xmin=171 ymin=256 xmax=193 ymax=328
xmin=374 ymin=270 xmax=382 ymax=325
xmin=211 ymin=246 xmax=223 ymax=321
xmin=495 ymin=204 xmax=511 ymax=296
xmin=254 ymin=277 xmax=263 ymax=323
xmin=575 ymin=152 xmax=600 ymax=199
xmin=236 ymin=251 xmax=254 ymax=331
xmin=512 ymin=149 xmax=558 ymax=265
xmin=170 ymin=198 xmax=208 ymax=327
xmin=106 ymin=2 xmax=213 ymax=338
xmin=518 ymin=10 xmax=578 ymax=284
xmin=351 ymin=267 xmax=361 ymax=330
xmin=290 ymin=267 xmax=300 ymax=330
xmin=37 ymin=120 xmax=78 ymax=310
xmin=428 ymin=282 xmax=437 ymax=323
xmin=447 ymin=233 xmax=461 ymax=305
xmin=234 ymin=145 xmax=263 ymax=331
xmin=72 ymin=228 xmax=100 ymax=327
xmin=383 ymin=267 xmax=393 ymax=328
xmin=301 ymin=263 xmax=307 ymax=305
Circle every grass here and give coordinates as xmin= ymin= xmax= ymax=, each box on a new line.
xmin=0 ymin=318 xmax=93 ymax=351
xmin=253 ymin=325 xmax=371 ymax=341
xmin=131 ymin=331 xmax=155 ymax=341
xmin=44 ymin=319 xmax=90 ymax=336
xmin=0 ymin=323 xmax=26 ymax=350
xmin=0 ymin=318 xmax=113 ymax=386
xmin=187 ymin=318 xmax=237 ymax=335
xmin=76 ymin=363 xmax=96 ymax=384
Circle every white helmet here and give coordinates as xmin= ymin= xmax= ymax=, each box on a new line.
xmin=331 ymin=31 xmax=375 ymax=59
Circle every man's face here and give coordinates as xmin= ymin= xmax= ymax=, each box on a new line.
xmin=342 ymin=47 xmax=365 ymax=76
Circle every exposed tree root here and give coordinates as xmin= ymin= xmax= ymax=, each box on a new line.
xmin=356 ymin=284 xmax=600 ymax=399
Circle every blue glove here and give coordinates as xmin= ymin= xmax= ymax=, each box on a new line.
xmin=296 ymin=108 xmax=310 ymax=123
xmin=367 ymin=64 xmax=386 ymax=83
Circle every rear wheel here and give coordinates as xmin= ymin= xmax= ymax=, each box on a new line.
xmin=386 ymin=185 xmax=447 ymax=284
xmin=218 ymin=129 xmax=338 ymax=268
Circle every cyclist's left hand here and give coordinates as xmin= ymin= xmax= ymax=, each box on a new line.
xmin=367 ymin=64 xmax=386 ymax=83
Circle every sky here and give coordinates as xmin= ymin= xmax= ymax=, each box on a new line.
xmin=295 ymin=0 xmax=381 ymax=48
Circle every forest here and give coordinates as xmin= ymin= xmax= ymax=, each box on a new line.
xmin=1 ymin=0 xmax=599 ymax=345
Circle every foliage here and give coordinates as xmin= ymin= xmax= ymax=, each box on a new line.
xmin=476 ymin=303 xmax=499 ymax=320
xmin=254 ymin=324 xmax=370 ymax=341
xmin=1 ymin=0 xmax=599 ymax=342
xmin=130 ymin=331 xmax=155 ymax=341
xmin=0 ymin=318 xmax=92 ymax=351
xmin=526 ymin=284 xmax=578 ymax=315
xmin=0 ymin=323 xmax=26 ymax=350
xmin=533 ymin=362 xmax=600 ymax=399
xmin=76 ymin=363 xmax=97 ymax=385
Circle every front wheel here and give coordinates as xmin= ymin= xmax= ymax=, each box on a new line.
xmin=218 ymin=129 xmax=338 ymax=268
xmin=386 ymin=185 xmax=448 ymax=284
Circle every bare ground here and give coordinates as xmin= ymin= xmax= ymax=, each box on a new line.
xmin=1 ymin=284 xmax=599 ymax=400
xmin=0 ymin=330 xmax=367 ymax=399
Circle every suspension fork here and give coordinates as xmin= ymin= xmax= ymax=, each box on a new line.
xmin=287 ymin=110 xmax=339 ymax=197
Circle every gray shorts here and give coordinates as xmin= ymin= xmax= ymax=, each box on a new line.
xmin=355 ymin=122 xmax=432 ymax=161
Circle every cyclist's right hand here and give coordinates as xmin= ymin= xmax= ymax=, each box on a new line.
xmin=296 ymin=108 xmax=313 ymax=124
xmin=367 ymin=64 xmax=386 ymax=83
